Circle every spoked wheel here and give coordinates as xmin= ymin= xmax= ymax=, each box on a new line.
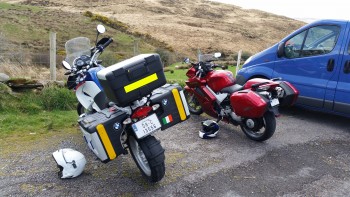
xmin=240 ymin=111 xmax=276 ymax=142
xmin=128 ymin=135 xmax=165 ymax=182
xmin=77 ymin=103 xmax=96 ymax=116
xmin=184 ymin=89 xmax=203 ymax=115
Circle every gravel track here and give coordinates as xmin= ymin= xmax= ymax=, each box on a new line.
xmin=1 ymin=107 xmax=350 ymax=196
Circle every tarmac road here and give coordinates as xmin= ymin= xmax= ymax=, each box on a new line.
xmin=1 ymin=106 xmax=350 ymax=196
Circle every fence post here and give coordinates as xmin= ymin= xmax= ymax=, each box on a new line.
xmin=133 ymin=39 xmax=139 ymax=56
xmin=50 ymin=32 xmax=56 ymax=81
xmin=235 ymin=50 xmax=242 ymax=76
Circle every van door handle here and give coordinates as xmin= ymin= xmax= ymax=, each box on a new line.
xmin=327 ymin=59 xmax=335 ymax=72
xmin=344 ymin=60 xmax=350 ymax=74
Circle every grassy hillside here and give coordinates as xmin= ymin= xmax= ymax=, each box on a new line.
xmin=0 ymin=2 xmax=160 ymax=65
xmin=0 ymin=0 xmax=305 ymax=58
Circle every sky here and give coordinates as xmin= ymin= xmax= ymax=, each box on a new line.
xmin=211 ymin=0 xmax=349 ymax=23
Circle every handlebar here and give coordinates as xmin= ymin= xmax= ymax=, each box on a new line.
xmin=98 ymin=38 xmax=113 ymax=52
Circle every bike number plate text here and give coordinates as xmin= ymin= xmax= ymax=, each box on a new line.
xmin=131 ymin=114 xmax=161 ymax=139
xmin=271 ymin=98 xmax=279 ymax=106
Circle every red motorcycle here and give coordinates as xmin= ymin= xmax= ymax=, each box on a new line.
xmin=184 ymin=53 xmax=299 ymax=141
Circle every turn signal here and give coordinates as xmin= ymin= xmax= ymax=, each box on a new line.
xmin=152 ymin=104 xmax=160 ymax=111
xmin=123 ymin=118 xmax=132 ymax=125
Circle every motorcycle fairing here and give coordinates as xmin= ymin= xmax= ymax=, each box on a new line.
xmin=76 ymin=81 xmax=102 ymax=111
xmin=85 ymin=67 xmax=104 ymax=90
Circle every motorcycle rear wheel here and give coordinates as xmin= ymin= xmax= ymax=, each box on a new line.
xmin=240 ymin=111 xmax=276 ymax=142
xmin=184 ymin=90 xmax=203 ymax=115
xmin=128 ymin=135 xmax=165 ymax=182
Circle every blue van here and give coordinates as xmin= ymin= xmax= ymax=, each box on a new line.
xmin=236 ymin=19 xmax=350 ymax=117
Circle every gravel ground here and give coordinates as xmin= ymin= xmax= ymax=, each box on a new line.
xmin=1 ymin=107 xmax=350 ymax=196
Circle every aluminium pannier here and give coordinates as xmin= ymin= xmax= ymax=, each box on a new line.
xmin=150 ymin=84 xmax=190 ymax=130
xmin=78 ymin=108 xmax=128 ymax=163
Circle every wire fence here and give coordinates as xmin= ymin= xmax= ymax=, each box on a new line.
xmin=0 ymin=32 xmax=242 ymax=80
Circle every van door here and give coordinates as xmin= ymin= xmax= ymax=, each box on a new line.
xmin=272 ymin=23 xmax=345 ymax=109
xmin=334 ymin=22 xmax=350 ymax=114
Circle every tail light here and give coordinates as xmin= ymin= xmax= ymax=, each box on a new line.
xmin=131 ymin=106 xmax=153 ymax=120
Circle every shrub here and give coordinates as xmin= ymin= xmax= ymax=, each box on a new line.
xmin=155 ymin=48 xmax=177 ymax=66
xmin=38 ymin=85 xmax=76 ymax=111
xmin=163 ymin=67 xmax=173 ymax=73
xmin=241 ymin=51 xmax=252 ymax=61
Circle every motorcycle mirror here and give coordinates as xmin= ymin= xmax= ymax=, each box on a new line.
xmin=214 ymin=52 xmax=221 ymax=58
xmin=96 ymin=24 xmax=106 ymax=34
xmin=62 ymin=60 xmax=72 ymax=70
xmin=95 ymin=24 xmax=106 ymax=45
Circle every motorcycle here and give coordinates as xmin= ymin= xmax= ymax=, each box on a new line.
xmin=61 ymin=25 xmax=171 ymax=182
xmin=62 ymin=24 xmax=109 ymax=115
xmin=183 ymin=53 xmax=299 ymax=141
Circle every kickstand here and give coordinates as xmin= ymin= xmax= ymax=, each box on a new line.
xmin=216 ymin=115 xmax=223 ymax=123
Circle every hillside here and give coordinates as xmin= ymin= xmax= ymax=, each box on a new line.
xmin=0 ymin=0 xmax=305 ymax=59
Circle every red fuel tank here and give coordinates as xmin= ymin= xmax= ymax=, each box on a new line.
xmin=206 ymin=70 xmax=235 ymax=92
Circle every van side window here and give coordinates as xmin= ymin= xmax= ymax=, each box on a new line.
xmin=284 ymin=31 xmax=306 ymax=58
xmin=284 ymin=25 xmax=340 ymax=59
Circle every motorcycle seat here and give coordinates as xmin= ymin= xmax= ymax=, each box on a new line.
xmin=221 ymin=84 xmax=243 ymax=93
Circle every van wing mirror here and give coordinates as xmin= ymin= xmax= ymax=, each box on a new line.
xmin=277 ymin=42 xmax=285 ymax=58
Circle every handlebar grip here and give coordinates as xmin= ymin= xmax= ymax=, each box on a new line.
xmin=100 ymin=38 xmax=113 ymax=51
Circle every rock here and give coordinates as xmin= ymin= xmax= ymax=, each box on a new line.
xmin=0 ymin=82 xmax=12 ymax=93
xmin=38 ymin=80 xmax=65 ymax=88
xmin=6 ymin=78 xmax=43 ymax=91
xmin=0 ymin=73 xmax=10 ymax=82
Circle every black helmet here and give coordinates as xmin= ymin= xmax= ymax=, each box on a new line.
xmin=199 ymin=120 xmax=219 ymax=139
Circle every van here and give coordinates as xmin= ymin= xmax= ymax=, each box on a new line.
xmin=236 ymin=19 xmax=350 ymax=117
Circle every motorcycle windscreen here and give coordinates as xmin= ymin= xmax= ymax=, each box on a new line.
xmin=230 ymin=90 xmax=268 ymax=118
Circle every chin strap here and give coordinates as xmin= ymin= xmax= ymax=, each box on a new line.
xmin=61 ymin=150 xmax=77 ymax=168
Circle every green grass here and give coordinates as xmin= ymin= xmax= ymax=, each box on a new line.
xmin=0 ymin=85 xmax=77 ymax=113
xmin=0 ymin=84 xmax=79 ymax=137
xmin=164 ymin=62 xmax=238 ymax=85
xmin=0 ymin=2 xmax=41 ymax=12
xmin=0 ymin=110 xmax=78 ymax=137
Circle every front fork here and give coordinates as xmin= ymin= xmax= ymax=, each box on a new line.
xmin=269 ymin=105 xmax=280 ymax=117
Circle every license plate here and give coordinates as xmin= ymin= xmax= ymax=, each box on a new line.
xmin=271 ymin=98 xmax=279 ymax=106
xmin=131 ymin=114 xmax=161 ymax=139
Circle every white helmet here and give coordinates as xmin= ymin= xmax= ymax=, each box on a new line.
xmin=52 ymin=148 xmax=86 ymax=179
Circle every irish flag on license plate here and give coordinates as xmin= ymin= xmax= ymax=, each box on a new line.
xmin=162 ymin=115 xmax=173 ymax=125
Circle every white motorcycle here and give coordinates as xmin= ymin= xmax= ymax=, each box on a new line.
xmin=61 ymin=25 xmax=190 ymax=183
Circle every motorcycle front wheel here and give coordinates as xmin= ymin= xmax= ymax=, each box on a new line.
xmin=184 ymin=90 xmax=203 ymax=115
xmin=128 ymin=135 xmax=165 ymax=182
xmin=77 ymin=103 xmax=96 ymax=116
xmin=240 ymin=111 xmax=276 ymax=142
